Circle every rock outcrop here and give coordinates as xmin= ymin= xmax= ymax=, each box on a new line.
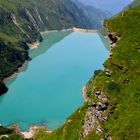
xmin=80 ymin=88 xmax=112 ymax=140
xmin=80 ymin=25 xmax=120 ymax=140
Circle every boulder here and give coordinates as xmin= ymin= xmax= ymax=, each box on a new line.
xmin=95 ymin=91 xmax=101 ymax=96
xmin=97 ymin=102 xmax=107 ymax=111
xmin=102 ymin=98 xmax=108 ymax=104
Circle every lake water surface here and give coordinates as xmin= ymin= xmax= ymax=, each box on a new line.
xmin=0 ymin=31 xmax=108 ymax=131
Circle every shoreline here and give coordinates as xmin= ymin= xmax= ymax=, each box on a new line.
xmin=3 ymin=61 xmax=28 ymax=83
xmin=8 ymin=124 xmax=52 ymax=139
xmin=41 ymin=27 xmax=98 ymax=35
xmin=41 ymin=28 xmax=73 ymax=35
xmin=28 ymin=40 xmax=40 ymax=50
xmin=21 ymin=125 xmax=52 ymax=139
xmin=3 ymin=40 xmax=40 ymax=84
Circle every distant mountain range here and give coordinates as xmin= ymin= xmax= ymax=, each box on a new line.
xmin=78 ymin=0 xmax=134 ymax=14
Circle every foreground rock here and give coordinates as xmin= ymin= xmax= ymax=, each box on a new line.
xmin=80 ymin=88 xmax=111 ymax=139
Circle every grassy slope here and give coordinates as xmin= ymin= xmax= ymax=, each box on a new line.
xmin=102 ymin=5 xmax=140 ymax=139
xmin=35 ymin=4 xmax=140 ymax=140
xmin=34 ymin=104 xmax=89 ymax=140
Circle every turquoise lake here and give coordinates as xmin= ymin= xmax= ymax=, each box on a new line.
xmin=0 ymin=31 xmax=109 ymax=131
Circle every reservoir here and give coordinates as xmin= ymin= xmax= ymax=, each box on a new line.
xmin=0 ymin=31 xmax=109 ymax=131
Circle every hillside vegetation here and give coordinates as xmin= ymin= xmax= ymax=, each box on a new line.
xmin=35 ymin=3 xmax=140 ymax=140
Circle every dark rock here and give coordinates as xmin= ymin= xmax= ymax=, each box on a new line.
xmin=0 ymin=83 xmax=8 ymax=96
xmin=89 ymin=103 xmax=97 ymax=110
xmin=109 ymin=111 xmax=114 ymax=116
xmin=90 ymin=102 xmax=97 ymax=107
xmin=109 ymin=52 xmax=113 ymax=57
xmin=96 ymin=125 xmax=102 ymax=135
xmin=106 ymin=71 xmax=112 ymax=77
xmin=105 ymin=133 xmax=112 ymax=140
xmin=97 ymin=102 xmax=107 ymax=111
xmin=124 ymin=78 xmax=130 ymax=83
xmin=108 ymin=33 xmax=118 ymax=44
xmin=95 ymin=91 xmax=101 ymax=96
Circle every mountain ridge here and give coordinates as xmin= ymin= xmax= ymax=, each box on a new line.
xmin=78 ymin=0 xmax=133 ymax=14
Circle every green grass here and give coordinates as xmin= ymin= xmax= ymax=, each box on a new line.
xmin=0 ymin=32 xmax=18 ymax=45
xmin=101 ymin=6 xmax=140 ymax=139
xmin=92 ymin=5 xmax=140 ymax=139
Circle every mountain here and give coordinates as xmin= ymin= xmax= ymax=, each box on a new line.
xmin=61 ymin=0 xmax=112 ymax=28
xmin=0 ymin=0 xmax=111 ymax=95
xmin=78 ymin=0 xmax=134 ymax=14
xmin=34 ymin=1 xmax=140 ymax=139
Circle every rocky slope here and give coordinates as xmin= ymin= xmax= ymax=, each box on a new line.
xmin=0 ymin=0 xmax=111 ymax=95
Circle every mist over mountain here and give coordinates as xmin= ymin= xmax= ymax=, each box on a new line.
xmin=78 ymin=0 xmax=134 ymax=14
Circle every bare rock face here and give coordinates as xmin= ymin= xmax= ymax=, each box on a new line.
xmin=101 ymin=98 xmax=108 ymax=105
xmin=97 ymin=102 xmax=107 ymax=111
